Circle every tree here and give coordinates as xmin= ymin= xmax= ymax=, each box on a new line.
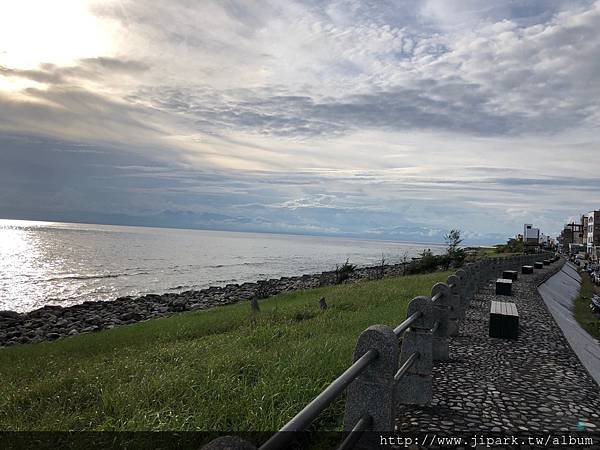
xmin=418 ymin=248 xmax=438 ymax=272
xmin=444 ymin=229 xmax=466 ymax=269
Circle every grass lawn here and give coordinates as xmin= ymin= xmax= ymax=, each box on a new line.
xmin=0 ymin=271 xmax=450 ymax=433
xmin=573 ymin=270 xmax=600 ymax=340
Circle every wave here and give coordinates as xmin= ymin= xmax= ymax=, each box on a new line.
xmin=168 ymin=284 xmax=197 ymax=291
xmin=44 ymin=273 xmax=126 ymax=282
xmin=204 ymin=261 xmax=270 ymax=269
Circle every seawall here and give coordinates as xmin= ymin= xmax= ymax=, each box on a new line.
xmin=538 ymin=262 xmax=600 ymax=386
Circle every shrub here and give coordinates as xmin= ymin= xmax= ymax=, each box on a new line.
xmin=416 ymin=249 xmax=439 ymax=273
xmin=335 ymin=259 xmax=356 ymax=284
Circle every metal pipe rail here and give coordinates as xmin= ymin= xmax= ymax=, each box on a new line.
xmin=394 ymin=351 xmax=419 ymax=382
xmin=337 ymin=415 xmax=373 ymax=450
xmin=393 ymin=311 xmax=422 ymax=337
xmin=259 ymin=349 xmax=379 ymax=450
xmin=262 ymin=306 xmax=428 ymax=449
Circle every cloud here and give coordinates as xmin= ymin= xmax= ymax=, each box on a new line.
xmin=2 ymin=0 xmax=600 ymax=242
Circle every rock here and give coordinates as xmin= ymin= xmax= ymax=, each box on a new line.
xmin=120 ymin=312 xmax=142 ymax=322
xmin=319 ymin=297 xmax=327 ymax=310
xmin=68 ymin=329 xmax=79 ymax=336
xmin=0 ymin=310 xmax=21 ymax=319
xmin=170 ymin=298 xmax=188 ymax=311
xmin=47 ymin=333 xmax=61 ymax=340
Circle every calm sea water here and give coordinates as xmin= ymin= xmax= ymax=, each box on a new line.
xmin=0 ymin=219 xmax=444 ymax=313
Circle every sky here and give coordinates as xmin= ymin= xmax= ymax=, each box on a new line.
xmin=1 ymin=0 xmax=600 ymax=244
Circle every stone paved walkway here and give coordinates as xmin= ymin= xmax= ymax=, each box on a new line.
xmin=396 ymin=260 xmax=600 ymax=441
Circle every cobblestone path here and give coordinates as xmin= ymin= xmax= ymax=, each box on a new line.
xmin=396 ymin=260 xmax=600 ymax=442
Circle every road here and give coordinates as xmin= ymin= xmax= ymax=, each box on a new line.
xmin=538 ymin=261 xmax=600 ymax=386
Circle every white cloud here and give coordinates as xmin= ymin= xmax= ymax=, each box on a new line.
xmin=1 ymin=0 xmax=600 ymax=242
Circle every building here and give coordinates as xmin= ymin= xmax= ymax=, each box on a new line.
xmin=586 ymin=211 xmax=600 ymax=260
xmin=582 ymin=215 xmax=589 ymax=244
xmin=524 ymin=224 xmax=540 ymax=244
xmin=523 ymin=224 xmax=542 ymax=252
xmin=558 ymin=222 xmax=587 ymax=253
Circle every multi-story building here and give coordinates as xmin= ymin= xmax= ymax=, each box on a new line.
xmin=524 ymin=224 xmax=540 ymax=244
xmin=586 ymin=211 xmax=600 ymax=260
xmin=523 ymin=224 xmax=541 ymax=252
xmin=559 ymin=223 xmax=583 ymax=248
xmin=581 ymin=215 xmax=589 ymax=244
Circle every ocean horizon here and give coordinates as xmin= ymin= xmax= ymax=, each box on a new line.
xmin=0 ymin=218 xmax=446 ymax=313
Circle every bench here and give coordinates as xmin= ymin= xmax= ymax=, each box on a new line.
xmin=502 ymin=270 xmax=518 ymax=281
xmin=496 ymin=278 xmax=512 ymax=296
xmin=534 ymin=262 xmax=544 ymax=269
xmin=522 ymin=265 xmax=534 ymax=274
xmin=489 ymin=301 xmax=519 ymax=339
xmin=543 ymin=259 xmax=550 ymax=266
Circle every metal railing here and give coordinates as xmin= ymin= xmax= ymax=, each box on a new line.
xmin=259 ymin=349 xmax=378 ymax=450
xmin=205 ymin=252 xmax=557 ymax=450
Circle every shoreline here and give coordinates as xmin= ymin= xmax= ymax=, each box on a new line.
xmin=0 ymin=261 xmax=416 ymax=348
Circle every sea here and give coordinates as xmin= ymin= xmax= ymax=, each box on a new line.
xmin=0 ymin=219 xmax=445 ymax=313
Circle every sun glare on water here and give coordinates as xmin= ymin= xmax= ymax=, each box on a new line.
xmin=0 ymin=0 xmax=116 ymax=72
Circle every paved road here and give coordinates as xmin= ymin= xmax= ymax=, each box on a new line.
xmin=538 ymin=262 xmax=600 ymax=386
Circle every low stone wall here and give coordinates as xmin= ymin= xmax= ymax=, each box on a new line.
xmin=0 ymin=262 xmax=413 ymax=347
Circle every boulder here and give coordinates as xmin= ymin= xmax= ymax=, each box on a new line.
xmin=0 ymin=310 xmax=20 ymax=320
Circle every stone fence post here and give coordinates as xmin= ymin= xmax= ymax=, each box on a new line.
xmin=447 ymin=274 xmax=464 ymax=320
xmin=456 ymin=268 xmax=467 ymax=306
xmin=493 ymin=258 xmax=501 ymax=278
xmin=486 ymin=259 xmax=494 ymax=282
xmin=430 ymin=282 xmax=451 ymax=359
xmin=344 ymin=325 xmax=398 ymax=441
xmin=395 ymin=296 xmax=433 ymax=406
xmin=462 ymin=264 xmax=473 ymax=303
xmin=471 ymin=261 xmax=481 ymax=296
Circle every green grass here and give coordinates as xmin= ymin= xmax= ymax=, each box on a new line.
xmin=0 ymin=271 xmax=450 ymax=432
xmin=573 ymin=271 xmax=600 ymax=340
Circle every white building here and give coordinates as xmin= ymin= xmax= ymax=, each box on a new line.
xmin=524 ymin=224 xmax=540 ymax=244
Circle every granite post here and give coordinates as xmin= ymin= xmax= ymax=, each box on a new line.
xmin=395 ymin=296 xmax=433 ymax=406
xmin=344 ymin=324 xmax=398 ymax=442
xmin=431 ymin=282 xmax=451 ymax=359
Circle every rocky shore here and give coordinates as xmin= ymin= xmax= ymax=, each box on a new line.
xmin=0 ymin=262 xmax=412 ymax=347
